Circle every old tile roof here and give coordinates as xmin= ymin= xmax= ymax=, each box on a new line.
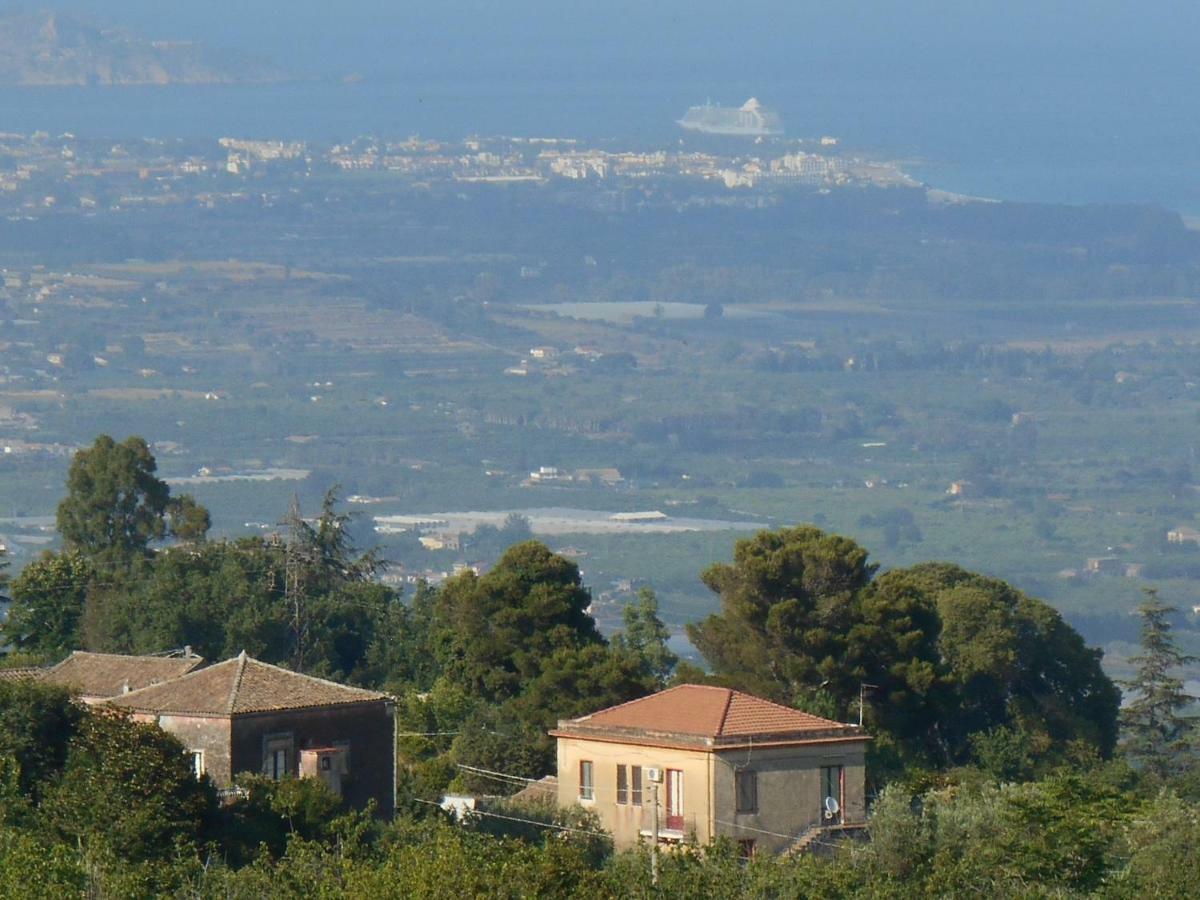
xmin=42 ymin=650 xmax=204 ymax=699
xmin=108 ymin=652 xmax=390 ymax=716
xmin=0 ymin=667 xmax=43 ymax=683
xmin=554 ymin=684 xmax=864 ymax=748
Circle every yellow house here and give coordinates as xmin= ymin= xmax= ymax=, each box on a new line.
xmin=551 ymin=684 xmax=869 ymax=855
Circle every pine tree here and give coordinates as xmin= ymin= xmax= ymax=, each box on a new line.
xmin=1120 ymin=589 xmax=1197 ymax=778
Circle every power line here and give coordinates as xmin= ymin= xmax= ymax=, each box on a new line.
xmin=412 ymin=798 xmax=609 ymax=838
xmin=456 ymin=763 xmax=548 ymax=787
xmin=712 ymin=818 xmax=808 ymax=841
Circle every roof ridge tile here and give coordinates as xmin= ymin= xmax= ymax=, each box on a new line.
xmin=228 ymin=651 xmax=248 ymax=715
xmin=716 ymin=687 xmax=735 ymax=736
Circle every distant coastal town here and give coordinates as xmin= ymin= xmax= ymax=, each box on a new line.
xmin=0 ymin=129 xmax=919 ymax=222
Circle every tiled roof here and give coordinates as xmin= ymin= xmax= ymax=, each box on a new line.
xmin=558 ymin=684 xmax=860 ymax=744
xmin=42 ymin=650 xmax=204 ymax=699
xmin=108 ymin=652 xmax=390 ymax=716
xmin=0 ymin=667 xmax=43 ymax=682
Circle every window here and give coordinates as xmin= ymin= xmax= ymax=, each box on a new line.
xmin=263 ymin=734 xmax=293 ymax=780
xmin=631 ymin=765 xmax=643 ymax=806
xmin=735 ymin=769 xmax=757 ymax=813
xmin=820 ymin=765 xmax=844 ymax=825
xmin=666 ymin=769 xmax=684 ymax=830
xmin=579 ymin=760 xmax=594 ymax=801
xmin=188 ymin=750 xmax=205 ymax=779
xmin=616 ymin=764 xmax=628 ymax=804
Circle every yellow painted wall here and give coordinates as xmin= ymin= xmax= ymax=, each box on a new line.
xmin=556 ymin=737 xmax=713 ymax=848
xmin=556 ymin=736 xmax=867 ymax=853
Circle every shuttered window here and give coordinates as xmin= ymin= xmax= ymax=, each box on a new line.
xmin=735 ymin=770 xmax=757 ymax=813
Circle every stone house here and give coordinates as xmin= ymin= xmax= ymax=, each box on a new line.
xmin=41 ymin=650 xmax=205 ymax=704
xmin=552 ymin=684 xmax=869 ymax=855
xmin=108 ymin=652 xmax=395 ymax=816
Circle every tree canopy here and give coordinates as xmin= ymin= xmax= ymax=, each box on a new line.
xmin=55 ymin=435 xmax=173 ymax=560
xmin=2 ymin=551 xmax=92 ymax=659
xmin=689 ymin=526 xmax=1119 ymax=778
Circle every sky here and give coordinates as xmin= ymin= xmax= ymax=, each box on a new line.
xmin=46 ymin=1 xmax=1200 ymax=83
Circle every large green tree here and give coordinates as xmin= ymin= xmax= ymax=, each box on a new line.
xmin=689 ymin=526 xmax=1119 ymax=776
xmin=890 ymin=563 xmax=1120 ymax=767
xmin=433 ymin=541 xmax=602 ymax=701
xmin=2 ymin=551 xmax=92 ymax=660
xmin=80 ymin=538 xmax=287 ymax=662
xmin=56 ymin=435 xmax=206 ymax=563
xmin=0 ymin=679 xmax=83 ymax=802
xmin=690 ymin=526 xmax=876 ymax=704
xmin=39 ymin=710 xmax=217 ymax=864
xmin=397 ymin=542 xmax=652 ymax=787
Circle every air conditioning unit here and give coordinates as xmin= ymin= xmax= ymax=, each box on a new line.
xmin=645 ymin=767 xmax=663 ymax=783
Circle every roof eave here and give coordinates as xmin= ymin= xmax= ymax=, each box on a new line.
xmin=550 ymin=723 xmax=870 ymax=751
xmin=110 ymin=696 xmax=392 ymax=718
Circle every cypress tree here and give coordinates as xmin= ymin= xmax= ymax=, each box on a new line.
xmin=1120 ymin=589 xmax=1197 ymax=778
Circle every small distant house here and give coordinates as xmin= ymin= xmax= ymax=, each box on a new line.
xmin=41 ymin=650 xmax=204 ymax=705
xmin=947 ymin=480 xmax=972 ymax=497
xmin=552 ymin=684 xmax=869 ymax=855
xmin=529 ymin=466 xmax=569 ymax=483
xmin=108 ymin=652 xmax=395 ymax=816
xmin=419 ymin=532 xmax=461 ymax=552
xmin=573 ymin=468 xmax=623 ymax=486
xmin=529 ymin=346 xmax=560 ymax=360
xmin=1167 ymin=526 xmax=1200 ymax=546
xmin=1085 ymin=556 xmax=1123 ymax=576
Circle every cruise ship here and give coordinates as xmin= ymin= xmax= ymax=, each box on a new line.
xmin=677 ymin=97 xmax=783 ymax=136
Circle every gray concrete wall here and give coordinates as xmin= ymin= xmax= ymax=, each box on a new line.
xmin=712 ymin=741 xmax=867 ymax=854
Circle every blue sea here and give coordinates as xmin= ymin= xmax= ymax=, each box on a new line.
xmin=17 ymin=2 xmax=1200 ymax=215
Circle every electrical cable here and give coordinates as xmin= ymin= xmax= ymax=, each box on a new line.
xmin=412 ymin=797 xmax=610 ymax=838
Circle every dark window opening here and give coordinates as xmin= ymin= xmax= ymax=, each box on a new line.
xmin=735 ymin=769 xmax=757 ymax=813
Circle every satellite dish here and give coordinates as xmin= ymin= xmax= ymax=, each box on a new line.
xmin=823 ymin=796 xmax=840 ymax=819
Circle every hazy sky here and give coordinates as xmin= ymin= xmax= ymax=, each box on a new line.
xmin=50 ymin=1 xmax=1200 ymax=82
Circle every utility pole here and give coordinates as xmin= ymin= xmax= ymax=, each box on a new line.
xmin=650 ymin=781 xmax=660 ymax=886
xmin=859 ymin=683 xmax=878 ymax=728
xmin=283 ymin=494 xmax=309 ymax=673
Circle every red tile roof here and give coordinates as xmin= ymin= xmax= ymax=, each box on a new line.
xmin=108 ymin=652 xmax=390 ymax=716
xmin=554 ymin=684 xmax=864 ymax=748
xmin=42 ymin=651 xmax=204 ymax=699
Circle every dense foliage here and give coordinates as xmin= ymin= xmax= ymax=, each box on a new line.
xmin=689 ymin=527 xmax=1121 ymax=782
xmin=0 ymin=437 xmax=1196 ymax=895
